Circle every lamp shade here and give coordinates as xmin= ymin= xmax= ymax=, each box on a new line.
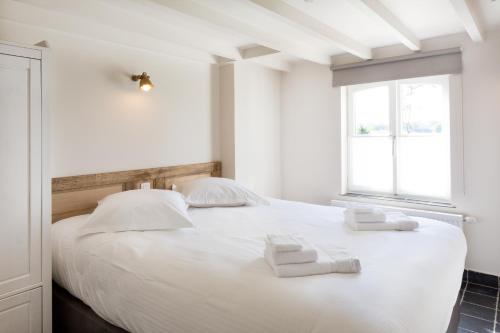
xmin=132 ymin=72 xmax=154 ymax=91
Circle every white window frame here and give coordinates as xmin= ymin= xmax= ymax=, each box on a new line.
xmin=340 ymin=74 xmax=464 ymax=207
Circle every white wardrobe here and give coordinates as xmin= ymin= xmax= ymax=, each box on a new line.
xmin=0 ymin=42 xmax=51 ymax=332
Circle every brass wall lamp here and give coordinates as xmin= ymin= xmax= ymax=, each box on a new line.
xmin=132 ymin=72 xmax=154 ymax=92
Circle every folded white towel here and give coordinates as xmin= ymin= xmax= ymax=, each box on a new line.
xmin=266 ymin=234 xmax=303 ymax=252
xmin=264 ymin=243 xmax=318 ymax=265
xmin=347 ymin=212 xmax=418 ymax=231
xmin=345 ymin=204 xmax=377 ymax=214
xmin=386 ymin=212 xmax=417 ymax=221
xmin=347 ymin=220 xmax=417 ymax=231
xmin=344 ymin=209 xmax=386 ymax=223
xmin=265 ymin=251 xmax=361 ymax=278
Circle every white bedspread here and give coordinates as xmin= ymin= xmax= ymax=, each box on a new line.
xmin=52 ymin=199 xmax=467 ymax=333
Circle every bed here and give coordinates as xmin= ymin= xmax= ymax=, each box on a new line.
xmin=51 ymin=162 xmax=466 ymax=333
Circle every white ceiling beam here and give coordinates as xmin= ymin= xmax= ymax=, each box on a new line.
xmin=215 ymin=56 xmax=236 ymax=65
xmin=449 ymin=0 xmax=484 ymax=42
xmin=245 ymin=56 xmax=291 ymax=72
xmin=249 ymin=0 xmax=372 ymax=60
xmin=220 ymin=46 xmax=290 ymax=72
xmin=239 ymin=46 xmax=280 ymax=59
xmin=150 ymin=0 xmax=331 ymax=64
xmin=217 ymin=57 xmax=290 ymax=73
xmin=350 ymin=0 xmax=420 ymax=51
xmin=1 ymin=0 xmax=217 ymax=63
xmin=12 ymin=0 xmax=243 ymax=61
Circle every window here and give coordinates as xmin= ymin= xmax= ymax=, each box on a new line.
xmin=345 ymin=75 xmax=451 ymax=202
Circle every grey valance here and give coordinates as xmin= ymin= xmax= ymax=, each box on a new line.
xmin=330 ymin=47 xmax=462 ymax=87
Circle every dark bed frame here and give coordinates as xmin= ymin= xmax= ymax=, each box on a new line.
xmin=53 ymin=281 xmax=461 ymax=333
xmin=53 ymin=283 xmax=127 ymax=333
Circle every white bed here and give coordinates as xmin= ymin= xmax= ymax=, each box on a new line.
xmin=52 ymin=199 xmax=466 ymax=333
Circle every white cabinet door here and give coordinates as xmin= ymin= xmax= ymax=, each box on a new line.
xmin=0 ymin=53 xmax=42 ymax=296
xmin=0 ymin=288 xmax=42 ymax=333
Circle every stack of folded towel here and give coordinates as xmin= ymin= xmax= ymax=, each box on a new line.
xmin=264 ymin=234 xmax=361 ymax=278
xmin=344 ymin=206 xmax=419 ymax=231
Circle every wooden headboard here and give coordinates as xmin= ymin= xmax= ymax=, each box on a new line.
xmin=52 ymin=161 xmax=221 ymax=222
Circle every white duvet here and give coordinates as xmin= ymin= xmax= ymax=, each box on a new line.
xmin=52 ymin=199 xmax=467 ymax=333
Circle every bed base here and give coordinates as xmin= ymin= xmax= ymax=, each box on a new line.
xmin=53 ymin=282 xmax=127 ymax=333
xmin=447 ymin=295 xmax=461 ymax=333
xmin=53 ymin=281 xmax=461 ymax=333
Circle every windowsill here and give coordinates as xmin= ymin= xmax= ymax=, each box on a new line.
xmin=340 ymin=192 xmax=456 ymax=209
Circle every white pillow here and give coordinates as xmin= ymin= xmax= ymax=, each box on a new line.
xmin=176 ymin=177 xmax=269 ymax=208
xmin=79 ymin=190 xmax=193 ymax=236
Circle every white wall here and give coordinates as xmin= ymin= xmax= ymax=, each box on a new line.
xmin=235 ymin=62 xmax=281 ymax=198
xmin=459 ymin=31 xmax=500 ymax=276
xmin=281 ymin=62 xmax=340 ymax=204
xmin=219 ymin=64 xmax=236 ymax=179
xmin=219 ymin=62 xmax=282 ymax=198
xmin=0 ymin=20 xmax=219 ymax=177
xmin=281 ymin=31 xmax=500 ymax=276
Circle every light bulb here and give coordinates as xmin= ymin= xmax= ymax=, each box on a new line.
xmin=141 ymin=83 xmax=152 ymax=92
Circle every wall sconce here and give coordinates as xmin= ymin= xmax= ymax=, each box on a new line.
xmin=131 ymin=72 xmax=154 ymax=92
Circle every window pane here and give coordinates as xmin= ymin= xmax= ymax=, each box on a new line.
xmin=352 ymin=86 xmax=390 ymax=135
xmin=349 ymin=137 xmax=393 ymax=193
xmin=399 ymin=81 xmax=447 ymax=135
xmin=397 ymin=136 xmax=450 ymax=200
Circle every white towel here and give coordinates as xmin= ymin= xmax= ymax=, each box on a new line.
xmin=344 ymin=209 xmax=386 ymax=223
xmin=347 ymin=212 xmax=418 ymax=231
xmin=386 ymin=212 xmax=419 ymax=228
xmin=266 ymin=234 xmax=303 ymax=252
xmin=264 ymin=243 xmax=318 ymax=265
xmin=344 ymin=204 xmax=377 ymax=214
xmin=265 ymin=250 xmax=361 ymax=278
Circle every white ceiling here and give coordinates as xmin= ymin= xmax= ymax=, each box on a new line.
xmin=2 ymin=0 xmax=500 ymax=70
xmin=477 ymin=0 xmax=500 ymax=30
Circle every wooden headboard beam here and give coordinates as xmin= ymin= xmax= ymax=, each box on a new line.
xmin=52 ymin=161 xmax=221 ymax=222
xmin=52 ymin=161 xmax=221 ymax=192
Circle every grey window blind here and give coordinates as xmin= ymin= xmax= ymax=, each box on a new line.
xmin=330 ymin=47 xmax=462 ymax=87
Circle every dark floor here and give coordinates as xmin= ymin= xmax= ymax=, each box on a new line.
xmin=458 ymin=270 xmax=499 ymax=333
